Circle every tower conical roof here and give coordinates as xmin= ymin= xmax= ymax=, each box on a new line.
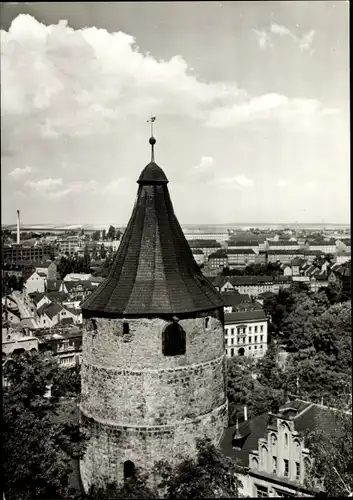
xmin=82 ymin=140 xmax=223 ymax=318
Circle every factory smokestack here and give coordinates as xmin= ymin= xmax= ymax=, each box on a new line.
xmin=16 ymin=209 xmax=20 ymax=244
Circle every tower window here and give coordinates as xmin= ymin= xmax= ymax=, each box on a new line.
xmin=205 ymin=317 xmax=210 ymax=329
xmin=123 ymin=322 xmax=130 ymax=335
xmin=163 ymin=322 xmax=186 ymax=356
xmin=124 ymin=460 xmax=135 ymax=479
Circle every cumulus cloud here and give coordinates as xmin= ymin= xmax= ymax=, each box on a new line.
xmin=8 ymin=165 xmax=33 ymax=178
xmin=25 ymin=178 xmax=63 ymax=192
xmin=194 ymin=156 xmax=214 ymax=171
xmin=1 ymin=14 xmax=245 ymax=137
xmin=253 ymin=23 xmax=315 ymax=54
xmin=1 ymin=14 xmax=328 ymax=140
xmin=211 ymin=175 xmax=253 ymax=189
xmin=205 ymin=94 xmax=332 ymax=128
xmin=48 ymin=179 xmax=99 ymax=199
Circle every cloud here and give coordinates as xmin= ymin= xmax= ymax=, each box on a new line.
xmin=253 ymin=23 xmax=315 ymax=54
xmin=211 ymin=175 xmax=253 ymax=189
xmin=1 ymin=14 xmax=324 ymax=141
xmin=205 ymin=94 xmax=334 ymax=129
xmin=25 ymin=178 xmax=63 ymax=192
xmin=277 ymin=179 xmax=289 ymax=187
xmin=1 ymin=14 xmax=246 ymax=137
xmin=48 ymin=179 xmax=99 ymax=199
xmin=194 ymin=156 xmax=214 ymax=171
xmin=8 ymin=165 xmax=33 ymax=178
xmin=253 ymin=29 xmax=274 ymax=51
xmin=234 ymin=175 xmax=253 ymax=187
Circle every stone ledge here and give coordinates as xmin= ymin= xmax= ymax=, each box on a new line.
xmin=82 ymin=353 xmax=225 ymax=375
xmin=80 ymin=400 xmax=228 ymax=430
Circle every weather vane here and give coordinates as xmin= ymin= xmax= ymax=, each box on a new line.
xmin=147 ymin=114 xmax=156 ymax=162
xmin=147 ymin=114 xmax=156 ymax=136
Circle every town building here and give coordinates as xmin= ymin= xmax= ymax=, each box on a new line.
xmin=221 ymin=399 xmax=350 ymax=498
xmin=188 ymin=239 xmax=222 ymax=258
xmin=35 ymin=261 xmax=57 ymax=280
xmin=221 ymin=291 xmax=262 ymax=313
xmin=216 ymin=276 xmax=290 ymax=297
xmin=37 ymin=328 xmax=82 ymax=368
xmin=307 ymin=240 xmax=337 ymax=254
xmin=227 ymin=249 xmax=256 ymax=267
xmin=2 ymin=324 xmax=38 ymax=357
xmin=2 ymin=261 xmax=36 ymax=281
xmin=183 ymin=229 xmax=229 ymax=243
xmin=224 ymin=310 xmax=268 ymax=359
xmin=227 ymin=240 xmax=261 ymax=254
xmin=267 ymin=250 xmax=305 ymax=265
xmin=336 ymin=252 xmax=351 ymax=265
xmin=56 ymin=237 xmax=82 ymax=255
xmin=3 ymin=242 xmax=56 ymax=263
xmin=191 ymin=248 xmax=205 ymax=266
xmin=266 ymin=241 xmax=300 ymax=251
xmin=208 ymin=249 xmax=228 ymax=269
xmin=79 ymin=135 xmax=227 ymax=491
xmin=24 ymin=271 xmax=46 ymax=294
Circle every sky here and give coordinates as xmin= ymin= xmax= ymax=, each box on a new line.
xmin=1 ymin=1 xmax=349 ymax=226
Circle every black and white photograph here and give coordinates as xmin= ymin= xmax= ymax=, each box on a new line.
xmin=1 ymin=2 xmax=351 ymax=499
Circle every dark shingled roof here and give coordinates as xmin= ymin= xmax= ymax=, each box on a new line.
xmin=81 ymin=156 xmax=223 ymax=318
xmin=225 ymin=310 xmax=267 ymax=323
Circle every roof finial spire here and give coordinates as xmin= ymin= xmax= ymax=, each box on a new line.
xmin=147 ymin=114 xmax=156 ymax=162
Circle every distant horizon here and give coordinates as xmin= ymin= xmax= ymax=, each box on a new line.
xmin=2 ymin=221 xmax=351 ymax=229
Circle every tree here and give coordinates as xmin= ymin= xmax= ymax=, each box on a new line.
xmin=304 ymin=410 xmax=353 ymax=497
xmin=91 ymin=231 xmax=100 ymax=242
xmin=154 ymin=438 xmax=242 ymax=498
xmin=86 ymin=471 xmax=158 ymax=499
xmin=83 ymin=246 xmax=91 ymax=273
xmin=100 ymin=243 xmax=107 ymax=260
xmin=226 ymin=355 xmax=286 ymax=425
xmin=283 ymin=301 xmax=351 ymax=405
xmin=3 ymin=352 xmax=88 ymax=500
xmin=107 ymin=225 xmax=116 ymax=241
xmin=102 ymin=229 xmax=106 ymax=241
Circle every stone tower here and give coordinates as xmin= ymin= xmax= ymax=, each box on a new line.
xmin=80 ymin=135 xmax=228 ymax=492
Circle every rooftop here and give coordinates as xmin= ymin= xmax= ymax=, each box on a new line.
xmin=81 ymin=137 xmax=223 ymax=318
xmin=225 ymin=310 xmax=268 ymax=323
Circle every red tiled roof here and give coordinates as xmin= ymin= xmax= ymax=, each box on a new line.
xmin=82 ymin=154 xmax=223 ymax=318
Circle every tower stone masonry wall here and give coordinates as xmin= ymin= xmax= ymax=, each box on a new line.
xmin=80 ymin=313 xmax=228 ymax=492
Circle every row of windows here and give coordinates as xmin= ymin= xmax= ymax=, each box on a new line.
xmin=225 ymin=335 xmax=264 ymax=344
xmin=253 ymin=457 xmax=301 ymax=479
xmin=226 ymin=341 xmax=264 ymax=349
xmin=225 ymin=325 xmax=264 ymax=334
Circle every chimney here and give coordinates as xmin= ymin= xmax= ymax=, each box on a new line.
xmin=16 ymin=209 xmax=20 ymax=244
xmin=244 ymin=405 xmax=248 ymax=421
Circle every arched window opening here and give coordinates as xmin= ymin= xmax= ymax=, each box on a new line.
xmin=162 ymin=321 xmax=186 ymax=356
xmin=261 ymin=446 xmax=268 ymax=471
xmin=238 ymin=347 xmax=245 ymax=356
xmin=124 ymin=460 xmax=135 ymax=480
xmin=284 ymin=433 xmax=288 ymax=447
xmin=251 ymin=458 xmax=258 ymax=470
xmin=91 ymin=318 xmax=97 ymax=331
xmin=123 ymin=322 xmax=130 ymax=335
